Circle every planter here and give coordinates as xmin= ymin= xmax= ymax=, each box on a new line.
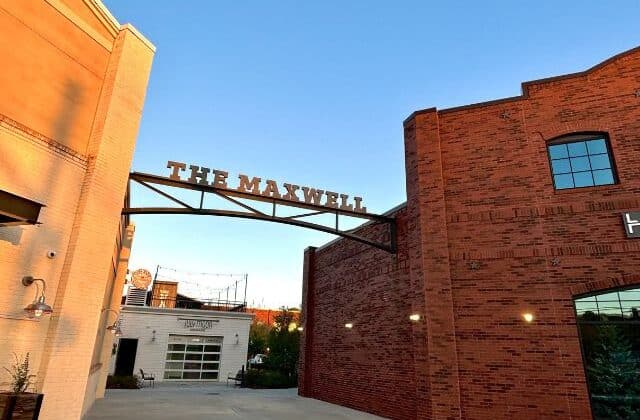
xmin=0 ymin=393 xmax=44 ymax=420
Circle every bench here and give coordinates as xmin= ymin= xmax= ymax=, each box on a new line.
xmin=226 ymin=369 xmax=243 ymax=386
xmin=139 ymin=369 xmax=155 ymax=388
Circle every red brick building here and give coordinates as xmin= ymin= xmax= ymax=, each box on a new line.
xmin=299 ymin=47 xmax=640 ymax=419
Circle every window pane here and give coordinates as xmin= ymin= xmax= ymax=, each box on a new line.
xmin=586 ymin=139 xmax=607 ymax=154
xmin=186 ymin=345 xmax=203 ymax=352
xmin=554 ymin=174 xmax=574 ymax=189
xmin=567 ymin=142 xmax=588 ymax=157
xmin=184 ymin=362 xmax=202 ymax=370
xmin=202 ymin=372 xmax=218 ymax=380
xmin=202 ymin=363 xmax=219 ymax=370
xmin=589 ymin=154 xmax=611 ymax=170
xmin=593 ymin=169 xmax=614 ymax=186
xmin=573 ymin=172 xmax=594 ymax=187
xmin=182 ymin=371 xmax=200 ymax=380
xmin=203 ymin=354 xmax=220 ymax=361
xmin=165 ymin=362 xmax=183 ymax=370
xmin=167 ymin=353 xmax=184 ymax=360
xmin=167 ymin=344 xmax=185 ymax=351
xmin=575 ymin=301 xmax=599 ymax=315
xmin=620 ymin=300 xmax=640 ymax=311
xmin=185 ymin=353 xmax=203 ymax=361
xmin=596 ymin=292 xmax=620 ymax=302
xmin=619 ymin=289 xmax=640 ymax=300
xmin=570 ymin=156 xmax=590 ymax=172
xmin=551 ymin=159 xmax=571 ymax=174
xmin=164 ymin=371 xmax=182 ymax=379
xmin=548 ymin=144 xmax=568 ymax=159
xmin=204 ymin=345 xmax=221 ymax=353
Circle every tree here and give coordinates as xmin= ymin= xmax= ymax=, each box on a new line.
xmin=248 ymin=321 xmax=270 ymax=358
xmin=265 ymin=307 xmax=300 ymax=384
xmin=586 ymin=325 xmax=640 ymax=419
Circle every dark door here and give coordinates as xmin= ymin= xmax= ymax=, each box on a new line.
xmin=114 ymin=338 xmax=138 ymax=376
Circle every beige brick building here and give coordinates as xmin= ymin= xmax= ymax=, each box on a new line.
xmin=0 ymin=1 xmax=154 ymax=418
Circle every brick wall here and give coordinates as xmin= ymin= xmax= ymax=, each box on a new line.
xmin=300 ymin=47 xmax=640 ymax=419
xmin=300 ymin=207 xmax=417 ymax=419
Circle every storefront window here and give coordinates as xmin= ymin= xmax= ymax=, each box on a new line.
xmin=575 ymin=287 xmax=640 ymax=418
xmin=163 ymin=335 xmax=223 ymax=380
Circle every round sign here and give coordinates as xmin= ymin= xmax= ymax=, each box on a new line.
xmin=131 ymin=269 xmax=152 ymax=289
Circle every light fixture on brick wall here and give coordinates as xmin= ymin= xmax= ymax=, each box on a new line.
xmin=344 ymin=322 xmax=353 ymax=329
xmin=522 ymin=312 xmax=534 ymax=323
xmin=409 ymin=314 xmax=421 ymax=322
xmin=103 ymin=309 xmax=123 ymax=337
xmin=22 ymin=276 xmax=53 ymax=318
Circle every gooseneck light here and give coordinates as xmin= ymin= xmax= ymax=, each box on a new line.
xmin=103 ymin=309 xmax=123 ymax=337
xmin=22 ymin=276 xmax=53 ymax=318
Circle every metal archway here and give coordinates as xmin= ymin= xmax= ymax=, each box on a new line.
xmin=122 ymin=171 xmax=397 ymax=253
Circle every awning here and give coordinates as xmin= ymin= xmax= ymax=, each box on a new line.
xmin=0 ymin=190 xmax=45 ymax=227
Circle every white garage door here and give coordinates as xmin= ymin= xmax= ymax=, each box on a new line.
xmin=164 ymin=335 xmax=222 ymax=380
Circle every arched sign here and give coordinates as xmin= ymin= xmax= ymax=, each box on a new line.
xmin=122 ymin=161 xmax=396 ymax=253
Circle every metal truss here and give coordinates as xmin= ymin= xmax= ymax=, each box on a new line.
xmin=123 ymin=172 xmax=397 ymax=253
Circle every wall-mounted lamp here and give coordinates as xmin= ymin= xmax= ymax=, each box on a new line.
xmin=409 ymin=314 xmax=421 ymax=322
xmin=151 ymin=330 xmax=156 ymax=342
xmin=522 ymin=312 xmax=534 ymax=323
xmin=22 ymin=276 xmax=53 ymax=318
xmin=297 ymin=326 xmax=304 ymax=332
xmin=234 ymin=333 xmax=239 ymax=345
xmin=344 ymin=322 xmax=353 ymax=329
xmin=103 ymin=309 xmax=122 ymax=337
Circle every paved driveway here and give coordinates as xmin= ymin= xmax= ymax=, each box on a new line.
xmin=86 ymin=383 xmax=384 ymax=420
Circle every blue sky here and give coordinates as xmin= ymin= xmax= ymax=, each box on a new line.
xmin=105 ymin=0 xmax=639 ymax=308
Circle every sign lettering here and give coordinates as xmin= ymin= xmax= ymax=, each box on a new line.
xmin=183 ymin=319 xmax=217 ymax=330
xmin=623 ymin=212 xmax=640 ymax=238
xmin=166 ymin=161 xmax=367 ymax=213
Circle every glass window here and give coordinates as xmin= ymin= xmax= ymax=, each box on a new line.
xmin=165 ymin=362 xmax=183 ymax=370
xmin=167 ymin=344 xmax=185 ymax=352
xmin=574 ymin=287 xmax=640 ymax=418
xmin=164 ymin=371 xmax=182 ymax=380
xmin=548 ymin=135 xmax=616 ymax=190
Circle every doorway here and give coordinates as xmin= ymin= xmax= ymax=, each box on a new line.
xmin=114 ymin=338 xmax=138 ymax=376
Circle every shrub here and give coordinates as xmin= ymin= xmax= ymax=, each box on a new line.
xmin=106 ymin=375 xmax=141 ymax=389
xmin=244 ymin=369 xmax=296 ymax=389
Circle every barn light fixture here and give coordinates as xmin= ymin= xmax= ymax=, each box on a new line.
xmin=103 ymin=309 xmax=122 ymax=337
xmin=522 ymin=313 xmax=534 ymax=323
xmin=297 ymin=326 xmax=304 ymax=332
xmin=409 ymin=314 xmax=421 ymax=322
xmin=344 ymin=322 xmax=353 ymax=329
xmin=22 ymin=276 xmax=52 ymax=318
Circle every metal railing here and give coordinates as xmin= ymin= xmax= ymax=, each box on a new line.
xmin=149 ymin=297 xmax=246 ymax=312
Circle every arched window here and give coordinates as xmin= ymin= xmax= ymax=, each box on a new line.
xmin=547 ymin=133 xmax=617 ymax=190
xmin=574 ymin=287 xmax=640 ymax=417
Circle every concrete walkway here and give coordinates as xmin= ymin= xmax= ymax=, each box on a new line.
xmin=86 ymin=383 xmax=385 ymax=420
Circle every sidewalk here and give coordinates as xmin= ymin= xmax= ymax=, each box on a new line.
xmin=86 ymin=382 xmax=385 ymax=420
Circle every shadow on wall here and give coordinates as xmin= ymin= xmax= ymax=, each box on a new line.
xmin=0 ymin=78 xmax=84 ymax=379
xmin=0 ymin=227 xmax=24 ymax=246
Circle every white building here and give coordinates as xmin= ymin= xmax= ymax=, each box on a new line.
xmin=109 ymin=281 xmax=253 ymax=382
